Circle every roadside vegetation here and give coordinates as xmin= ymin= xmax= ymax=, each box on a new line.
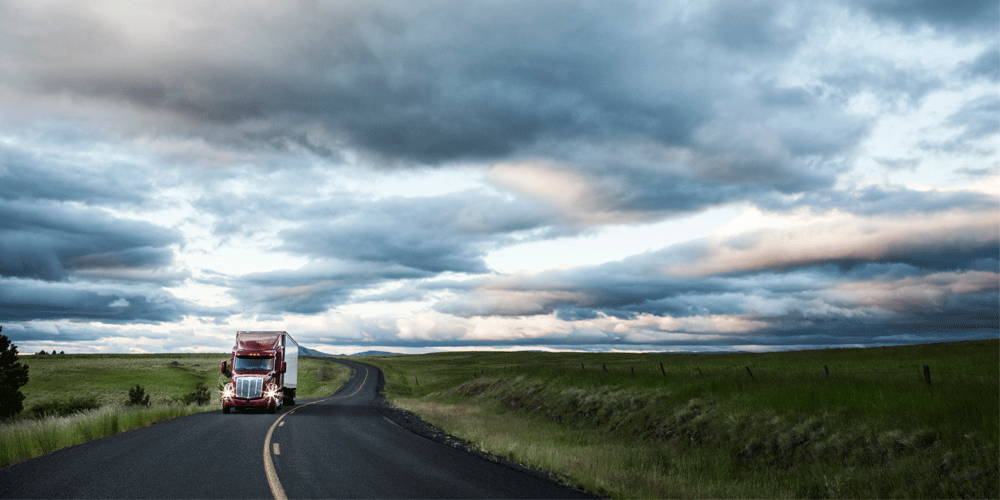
xmin=0 ymin=328 xmax=30 ymax=419
xmin=0 ymin=353 xmax=350 ymax=467
xmin=362 ymin=339 xmax=999 ymax=498
xmin=298 ymin=355 xmax=353 ymax=399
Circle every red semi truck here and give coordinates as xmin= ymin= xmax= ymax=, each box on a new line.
xmin=221 ymin=331 xmax=298 ymax=414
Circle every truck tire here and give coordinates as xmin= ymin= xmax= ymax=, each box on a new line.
xmin=267 ymin=405 xmax=276 ymax=414
xmin=223 ymin=405 xmax=231 ymax=414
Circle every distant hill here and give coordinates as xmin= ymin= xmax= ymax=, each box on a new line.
xmin=298 ymin=346 xmax=339 ymax=357
xmin=297 ymin=346 xmax=401 ymax=357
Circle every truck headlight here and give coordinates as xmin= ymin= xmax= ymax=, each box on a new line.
xmin=264 ymin=383 xmax=280 ymax=404
xmin=221 ymin=383 xmax=235 ymax=402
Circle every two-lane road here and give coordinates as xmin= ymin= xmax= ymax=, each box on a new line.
xmin=0 ymin=359 xmax=589 ymax=499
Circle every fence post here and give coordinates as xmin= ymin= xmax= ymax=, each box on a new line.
xmin=660 ymin=362 xmax=666 ymax=376
xmin=603 ymin=364 xmax=607 ymax=373
xmin=923 ymin=365 xmax=931 ymax=385
xmin=745 ymin=366 xmax=754 ymax=379
xmin=581 ymin=363 xmax=585 ymax=371
xmin=631 ymin=366 xmax=634 ymax=375
xmin=697 ymin=367 xmax=703 ymax=376
xmin=824 ymin=365 xmax=829 ymax=378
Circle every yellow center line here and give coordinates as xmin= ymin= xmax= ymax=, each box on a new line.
xmin=264 ymin=364 xmax=371 ymax=500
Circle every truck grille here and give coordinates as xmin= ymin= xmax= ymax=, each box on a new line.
xmin=235 ymin=377 xmax=263 ymax=399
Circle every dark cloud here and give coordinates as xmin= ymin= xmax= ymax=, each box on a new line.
xmin=854 ymin=0 xmax=1000 ymax=34
xmin=946 ymin=94 xmax=999 ymax=142
xmin=279 ymin=191 xmax=555 ymax=274
xmin=706 ymin=1 xmax=803 ymax=54
xmin=954 ymin=166 xmax=996 ymax=178
xmin=0 ymin=278 xmax=189 ymax=323
xmin=0 ymin=142 xmax=150 ymax=205
xmin=223 ymin=190 xmax=564 ymax=315
xmin=752 ymin=287 xmax=999 ymax=344
xmin=958 ymin=45 xmax=1000 ymax=82
xmin=0 ymin=200 xmax=181 ymax=282
xmin=758 ymin=185 xmax=999 ymax=216
xmin=0 ymin=1 xmax=856 ymax=174
xmin=230 ymin=261 xmax=431 ymax=315
xmin=820 ymin=64 xmax=943 ymax=107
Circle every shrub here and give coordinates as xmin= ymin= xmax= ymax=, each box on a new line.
xmin=127 ymin=385 xmax=150 ymax=406
xmin=316 ymin=365 xmax=331 ymax=382
xmin=28 ymin=397 xmax=100 ymax=418
xmin=182 ymin=382 xmax=211 ymax=406
xmin=0 ymin=329 xmax=30 ymax=419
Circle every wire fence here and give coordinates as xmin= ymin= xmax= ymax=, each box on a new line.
xmin=476 ymin=361 xmax=997 ymax=385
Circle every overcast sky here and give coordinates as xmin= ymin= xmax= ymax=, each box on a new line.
xmin=1 ymin=0 xmax=997 ymax=354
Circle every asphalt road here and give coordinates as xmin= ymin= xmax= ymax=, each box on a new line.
xmin=0 ymin=359 xmax=588 ymax=499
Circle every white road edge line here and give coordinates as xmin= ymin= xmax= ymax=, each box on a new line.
xmin=264 ymin=363 xmax=371 ymax=500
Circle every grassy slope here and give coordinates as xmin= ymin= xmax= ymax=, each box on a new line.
xmin=298 ymin=355 xmax=353 ymax=399
xmin=2 ymin=354 xmax=351 ymax=467
xmin=363 ymin=339 xmax=999 ymax=499
xmin=18 ymin=353 xmax=230 ymax=409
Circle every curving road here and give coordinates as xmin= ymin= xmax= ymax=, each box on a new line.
xmin=0 ymin=359 xmax=588 ymax=499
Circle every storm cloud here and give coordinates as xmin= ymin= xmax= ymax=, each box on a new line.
xmin=0 ymin=0 xmax=995 ymax=353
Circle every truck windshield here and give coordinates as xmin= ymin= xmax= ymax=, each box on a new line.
xmin=234 ymin=356 xmax=274 ymax=372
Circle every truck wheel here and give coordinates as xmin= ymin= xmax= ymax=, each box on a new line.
xmin=223 ymin=406 xmax=231 ymax=414
xmin=267 ymin=405 xmax=276 ymax=414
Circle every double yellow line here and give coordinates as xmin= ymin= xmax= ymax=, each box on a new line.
xmin=263 ymin=364 xmax=370 ymax=500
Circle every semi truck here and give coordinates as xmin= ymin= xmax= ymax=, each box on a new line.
xmin=221 ymin=331 xmax=298 ymax=414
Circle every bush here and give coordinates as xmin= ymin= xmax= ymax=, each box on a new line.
xmin=182 ymin=382 xmax=211 ymax=406
xmin=0 ymin=329 xmax=30 ymax=419
xmin=127 ymin=385 xmax=150 ymax=407
xmin=28 ymin=396 xmax=100 ymax=418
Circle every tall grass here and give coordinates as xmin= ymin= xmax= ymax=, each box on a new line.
xmin=364 ymin=339 xmax=999 ymax=498
xmin=297 ymin=356 xmax=352 ymax=398
xmin=0 ymin=403 xmax=210 ymax=467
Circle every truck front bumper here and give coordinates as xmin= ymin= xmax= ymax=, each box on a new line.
xmin=229 ymin=397 xmax=275 ymax=408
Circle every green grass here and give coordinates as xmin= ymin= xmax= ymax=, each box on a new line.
xmin=17 ymin=353 xmax=231 ymax=409
xmin=0 ymin=402 xmax=214 ymax=467
xmin=298 ymin=356 xmax=353 ymax=399
xmin=1 ymin=353 xmax=351 ymax=468
xmin=17 ymin=353 xmax=352 ymax=409
xmin=362 ymin=339 xmax=999 ymax=498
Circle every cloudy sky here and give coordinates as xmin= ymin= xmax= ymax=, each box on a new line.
xmin=1 ymin=0 xmax=997 ymax=354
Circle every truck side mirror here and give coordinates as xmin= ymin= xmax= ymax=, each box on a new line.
xmin=281 ymin=361 xmax=287 ymax=374
xmin=221 ymin=360 xmax=230 ymax=377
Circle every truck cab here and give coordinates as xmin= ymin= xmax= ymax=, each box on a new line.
xmin=221 ymin=331 xmax=298 ymax=414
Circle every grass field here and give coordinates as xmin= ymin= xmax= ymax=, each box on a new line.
xmin=1 ymin=353 xmax=351 ymax=467
xmin=362 ymin=339 xmax=999 ymax=498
